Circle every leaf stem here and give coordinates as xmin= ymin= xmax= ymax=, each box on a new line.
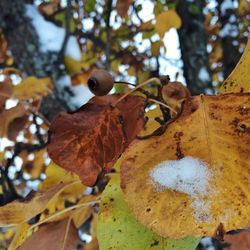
xmin=30 ymin=199 xmax=100 ymax=230
xmin=148 ymin=98 xmax=177 ymax=114
xmin=111 ymin=77 xmax=161 ymax=107
xmin=114 ymin=81 xmax=136 ymax=87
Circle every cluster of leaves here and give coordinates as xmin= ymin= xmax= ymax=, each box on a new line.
xmin=0 ymin=0 xmax=250 ymax=250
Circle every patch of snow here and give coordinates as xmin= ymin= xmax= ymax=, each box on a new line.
xmin=25 ymin=4 xmax=81 ymax=61
xmin=5 ymin=99 xmax=18 ymax=109
xmin=56 ymin=75 xmax=94 ymax=108
xmin=198 ymin=67 xmax=211 ymax=82
xmin=150 ymin=156 xmax=213 ymax=223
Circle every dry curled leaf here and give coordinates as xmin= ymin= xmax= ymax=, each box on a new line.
xmin=121 ymin=93 xmax=250 ymax=238
xmin=48 ymin=94 xmax=145 ymax=186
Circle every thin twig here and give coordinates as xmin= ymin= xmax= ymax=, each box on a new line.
xmin=111 ymin=77 xmax=161 ymax=107
xmin=30 ymin=199 xmax=100 ymax=230
xmin=148 ymin=98 xmax=177 ymax=114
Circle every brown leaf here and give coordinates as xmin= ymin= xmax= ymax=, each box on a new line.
xmin=0 ymin=80 xmax=12 ymax=108
xmin=19 ymin=217 xmax=80 ymax=250
xmin=0 ymin=103 xmax=27 ymax=138
xmin=116 ymin=0 xmax=131 ymax=17
xmin=224 ymin=231 xmax=250 ymax=250
xmin=48 ymin=94 xmax=145 ymax=186
xmin=7 ymin=115 xmax=28 ymax=141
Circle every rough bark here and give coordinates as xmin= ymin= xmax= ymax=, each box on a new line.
xmin=176 ymin=0 xmax=213 ymax=95
xmin=0 ymin=0 xmax=68 ymax=121
xmin=217 ymin=0 xmax=241 ymax=79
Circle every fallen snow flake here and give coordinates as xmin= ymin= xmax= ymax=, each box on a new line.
xmin=25 ymin=4 xmax=81 ymax=61
xmin=150 ymin=156 xmax=213 ymax=222
xmin=198 ymin=67 xmax=211 ymax=82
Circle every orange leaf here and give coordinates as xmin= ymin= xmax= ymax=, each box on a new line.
xmin=224 ymin=231 xmax=250 ymax=250
xmin=48 ymin=94 xmax=146 ymax=186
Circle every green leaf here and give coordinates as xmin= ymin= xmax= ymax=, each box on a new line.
xmin=97 ymin=175 xmax=200 ymax=250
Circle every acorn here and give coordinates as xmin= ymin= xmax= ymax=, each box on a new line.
xmin=87 ymin=70 xmax=114 ymax=96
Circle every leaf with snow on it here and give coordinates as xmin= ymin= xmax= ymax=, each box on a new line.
xmin=97 ymin=174 xmax=200 ymax=250
xmin=121 ymin=93 xmax=250 ymax=238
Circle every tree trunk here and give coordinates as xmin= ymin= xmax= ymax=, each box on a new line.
xmin=176 ymin=0 xmax=213 ymax=95
xmin=0 ymin=0 xmax=68 ymax=120
xmin=217 ymin=0 xmax=241 ymax=79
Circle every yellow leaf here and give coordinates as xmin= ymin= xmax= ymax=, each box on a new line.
xmin=121 ymin=94 xmax=250 ymax=238
xmin=8 ymin=223 xmax=31 ymax=250
xmin=139 ymin=107 xmax=163 ymax=137
xmin=0 ymin=183 xmax=67 ymax=226
xmin=151 ymin=40 xmax=164 ymax=56
xmin=219 ymin=37 xmax=250 ymax=94
xmin=64 ymin=56 xmax=85 ymax=75
xmin=40 ymin=162 xmax=80 ymax=190
xmin=155 ymin=10 xmax=181 ymax=37
xmin=13 ymin=76 xmax=52 ymax=100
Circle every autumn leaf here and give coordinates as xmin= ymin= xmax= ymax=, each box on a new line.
xmin=40 ymin=162 xmax=80 ymax=191
xmin=151 ymin=40 xmax=164 ymax=56
xmin=155 ymin=10 xmax=182 ymax=37
xmin=0 ymin=79 xmax=12 ymax=108
xmin=48 ymin=94 xmax=146 ymax=186
xmin=219 ymin=37 xmax=250 ymax=93
xmin=13 ymin=76 xmax=52 ymax=100
xmin=224 ymin=231 xmax=250 ymax=250
xmin=116 ymin=0 xmax=131 ymax=18
xmin=8 ymin=223 xmax=31 ymax=250
xmin=97 ymin=174 xmax=200 ymax=250
xmin=19 ymin=218 xmax=80 ymax=250
xmin=0 ymin=103 xmax=27 ymax=137
xmin=7 ymin=115 xmax=28 ymax=141
xmin=121 ymin=93 xmax=250 ymax=238
xmin=0 ymin=183 xmax=69 ymax=226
